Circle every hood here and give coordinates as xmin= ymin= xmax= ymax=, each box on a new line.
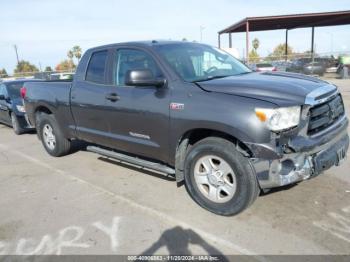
xmin=196 ymin=71 xmax=332 ymax=106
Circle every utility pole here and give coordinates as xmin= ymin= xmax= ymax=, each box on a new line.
xmin=13 ymin=45 xmax=19 ymax=65
xmin=200 ymin=26 xmax=205 ymax=42
xmin=311 ymin=27 xmax=315 ymax=75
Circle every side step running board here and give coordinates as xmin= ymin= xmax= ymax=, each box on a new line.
xmin=87 ymin=146 xmax=175 ymax=175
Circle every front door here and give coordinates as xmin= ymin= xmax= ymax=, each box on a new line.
xmin=103 ymin=48 xmax=171 ymax=162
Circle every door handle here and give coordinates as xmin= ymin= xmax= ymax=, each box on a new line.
xmin=105 ymin=93 xmax=120 ymax=102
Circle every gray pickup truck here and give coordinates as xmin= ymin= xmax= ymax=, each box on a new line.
xmin=23 ymin=41 xmax=349 ymax=216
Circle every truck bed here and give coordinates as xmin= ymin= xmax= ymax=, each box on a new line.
xmin=23 ymin=80 xmax=75 ymax=138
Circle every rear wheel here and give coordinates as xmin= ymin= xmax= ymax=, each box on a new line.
xmin=184 ymin=137 xmax=259 ymax=216
xmin=37 ymin=113 xmax=71 ymax=157
xmin=11 ymin=113 xmax=25 ymax=135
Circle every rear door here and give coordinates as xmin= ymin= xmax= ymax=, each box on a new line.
xmin=70 ymin=49 xmax=115 ymax=145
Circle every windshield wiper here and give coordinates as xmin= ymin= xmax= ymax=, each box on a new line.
xmin=192 ymin=75 xmax=232 ymax=83
xmin=236 ymin=71 xmax=252 ymax=75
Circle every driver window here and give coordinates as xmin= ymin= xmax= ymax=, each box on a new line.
xmin=114 ymin=49 xmax=162 ymax=86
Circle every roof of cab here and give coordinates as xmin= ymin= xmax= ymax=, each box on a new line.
xmin=86 ymin=40 xmax=209 ymax=52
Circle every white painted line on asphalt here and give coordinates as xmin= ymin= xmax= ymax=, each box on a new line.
xmin=0 ymin=144 xmax=266 ymax=260
xmin=342 ymin=206 xmax=350 ymax=213
xmin=313 ymin=205 xmax=350 ymax=244
xmin=1 ymin=217 xmax=121 ymax=255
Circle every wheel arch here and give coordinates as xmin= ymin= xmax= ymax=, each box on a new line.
xmin=33 ymin=104 xmax=55 ymax=128
xmin=35 ymin=105 xmax=53 ymax=116
xmin=174 ymin=128 xmax=253 ymax=183
xmin=32 ymin=102 xmax=74 ymax=140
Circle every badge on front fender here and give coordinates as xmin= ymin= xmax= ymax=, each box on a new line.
xmin=170 ymin=103 xmax=184 ymax=110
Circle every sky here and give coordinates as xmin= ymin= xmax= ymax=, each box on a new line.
xmin=1 ymin=0 xmax=350 ymax=73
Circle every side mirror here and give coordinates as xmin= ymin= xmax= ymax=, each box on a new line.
xmin=0 ymin=95 xmax=5 ymax=100
xmin=125 ymin=69 xmax=166 ymax=87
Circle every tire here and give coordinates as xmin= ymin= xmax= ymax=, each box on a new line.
xmin=184 ymin=137 xmax=259 ymax=216
xmin=36 ymin=113 xmax=71 ymax=157
xmin=11 ymin=113 xmax=25 ymax=135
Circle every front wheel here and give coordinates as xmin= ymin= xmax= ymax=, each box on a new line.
xmin=184 ymin=137 xmax=260 ymax=216
xmin=37 ymin=113 xmax=71 ymax=157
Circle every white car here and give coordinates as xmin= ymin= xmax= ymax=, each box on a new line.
xmin=251 ymin=63 xmax=277 ymax=72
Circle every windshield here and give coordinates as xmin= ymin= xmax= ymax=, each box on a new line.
xmin=6 ymin=82 xmax=23 ymax=98
xmin=155 ymin=43 xmax=251 ymax=82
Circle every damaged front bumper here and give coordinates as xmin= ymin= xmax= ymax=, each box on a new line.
xmin=249 ymin=116 xmax=349 ymax=189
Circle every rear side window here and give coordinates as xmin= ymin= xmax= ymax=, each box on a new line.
xmin=86 ymin=50 xmax=108 ymax=84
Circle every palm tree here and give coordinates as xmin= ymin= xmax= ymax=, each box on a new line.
xmin=72 ymin=46 xmax=82 ymax=63
xmin=67 ymin=50 xmax=74 ymax=71
xmin=252 ymin=38 xmax=260 ymax=51
xmin=67 ymin=50 xmax=74 ymax=60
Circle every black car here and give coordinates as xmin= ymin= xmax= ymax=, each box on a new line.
xmin=302 ymin=62 xmax=326 ymax=76
xmin=286 ymin=58 xmax=326 ymax=76
xmin=0 ymin=79 xmax=40 ymax=134
xmin=286 ymin=58 xmax=307 ymax=74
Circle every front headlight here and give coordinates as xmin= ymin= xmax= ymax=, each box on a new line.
xmin=16 ymin=105 xmax=25 ymax=112
xmin=255 ymin=106 xmax=301 ymax=131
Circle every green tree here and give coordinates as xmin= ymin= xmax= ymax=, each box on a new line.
xmin=67 ymin=50 xmax=75 ymax=71
xmin=72 ymin=45 xmax=82 ymax=62
xmin=248 ymin=38 xmax=260 ymax=63
xmin=67 ymin=50 xmax=74 ymax=60
xmin=14 ymin=60 xmax=39 ymax=73
xmin=0 ymin=68 xmax=8 ymax=77
xmin=55 ymin=60 xmax=76 ymax=72
xmin=268 ymin=43 xmax=294 ymax=60
xmin=55 ymin=46 xmax=82 ymax=73
xmin=252 ymin=38 xmax=260 ymax=51
xmin=301 ymin=50 xmax=318 ymax=58
xmin=249 ymin=49 xmax=260 ymax=63
xmin=44 ymin=66 xmax=53 ymax=72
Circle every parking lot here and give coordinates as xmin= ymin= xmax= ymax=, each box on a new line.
xmin=0 ymin=79 xmax=349 ymax=257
